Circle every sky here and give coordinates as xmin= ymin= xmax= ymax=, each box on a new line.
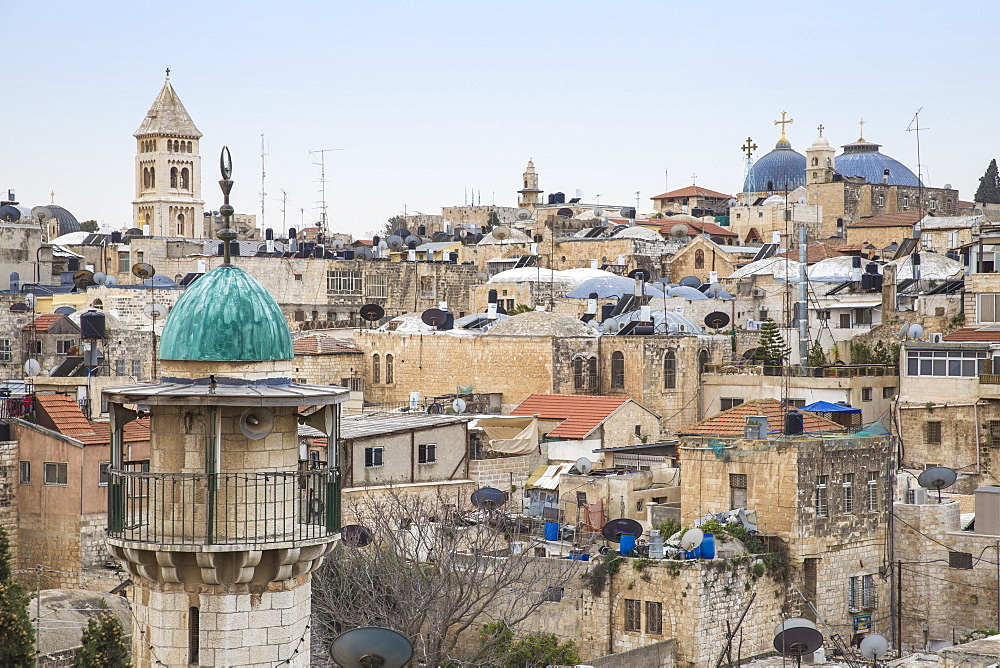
xmin=3 ymin=0 xmax=997 ymax=239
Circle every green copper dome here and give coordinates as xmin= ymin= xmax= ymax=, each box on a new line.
xmin=159 ymin=265 xmax=293 ymax=361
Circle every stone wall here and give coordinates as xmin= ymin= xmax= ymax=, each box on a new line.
xmin=468 ymin=454 xmax=537 ymax=492
xmin=586 ymin=639 xmax=677 ymax=668
xmin=0 ymin=440 xmax=17 ymax=564
xmin=896 ymin=402 xmax=1000 ymax=478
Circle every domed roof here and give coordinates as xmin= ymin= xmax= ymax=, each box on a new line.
xmin=48 ymin=205 xmax=81 ymax=236
xmin=477 ymin=228 xmax=532 ymax=245
xmin=743 ymin=138 xmax=806 ymax=193
xmin=159 ymin=265 xmax=293 ymax=361
xmin=484 ymin=310 xmax=599 ymax=338
xmin=564 ymin=276 xmax=664 ymax=299
xmin=834 ymin=140 xmax=921 ymax=186
xmin=613 ymin=226 xmax=663 ymax=241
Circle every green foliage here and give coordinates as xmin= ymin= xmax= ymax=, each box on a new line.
xmin=653 ymin=518 xmax=681 ymax=540
xmin=751 ymin=562 xmax=766 ymax=578
xmin=506 ymin=303 xmax=534 ymax=316
xmin=480 ymin=621 xmax=581 ymax=668
xmin=806 ymin=340 xmax=826 ymax=367
xmin=698 ymin=519 xmax=726 ymax=535
xmin=79 ymin=220 xmax=99 ymax=233
xmin=975 ymin=159 xmax=1000 ymax=204
xmin=746 ymin=537 xmax=766 ymax=554
xmin=580 ymin=551 xmax=624 ymax=596
xmin=73 ymin=606 xmax=131 ymax=667
xmin=721 ymin=522 xmax=751 ymax=544
xmin=382 ymin=214 xmax=407 ymax=237
xmin=951 ymin=313 xmax=965 ymax=327
xmin=960 ymin=628 xmax=999 ymax=644
xmin=486 ymin=209 xmax=501 ymax=230
xmin=850 ymin=339 xmax=899 ymax=366
xmin=755 ymin=318 xmax=790 ymax=365
xmin=0 ymin=524 xmax=34 ymax=666
xmin=631 ymin=557 xmax=650 ymax=572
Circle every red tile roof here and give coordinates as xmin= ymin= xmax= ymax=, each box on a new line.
xmin=509 ymin=394 xmax=631 ymax=439
xmin=942 ymin=328 xmax=1000 ymax=342
xmin=776 ymin=243 xmax=846 ymax=264
xmin=678 ymin=398 xmax=844 ymax=437
xmin=22 ymin=314 xmax=65 ymax=332
xmin=659 ymin=219 xmax=737 ymax=237
xmin=847 ymin=211 xmax=924 ymax=229
xmin=293 ymin=335 xmax=361 ymax=355
xmin=651 ymin=186 xmax=732 ymax=200
xmin=33 ymin=393 xmax=149 ymax=444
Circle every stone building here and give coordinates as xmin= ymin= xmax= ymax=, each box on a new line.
xmin=650 ymin=185 xmax=732 ymax=217
xmin=846 ymin=211 xmax=924 ymax=249
xmin=291 ymin=333 xmax=363 ymax=387
xmin=667 ymin=235 xmax=751 ymax=283
xmin=509 ymin=393 xmax=661 ymax=451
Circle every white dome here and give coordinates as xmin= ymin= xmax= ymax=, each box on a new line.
xmin=811 ymin=136 xmax=831 ymax=148
xmin=762 ymin=195 xmax=786 ymax=206
xmin=613 ymin=226 xmax=663 ymax=241
xmin=807 ymin=256 xmax=858 ymax=283
xmin=729 ymin=257 xmax=802 ymax=282
xmin=477 ymin=228 xmax=532 ymax=245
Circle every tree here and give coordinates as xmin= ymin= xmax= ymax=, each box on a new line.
xmin=479 ymin=621 xmax=581 ymax=668
xmin=73 ymin=606 xmax=130 ymax=667
xmin=0 ymin=524 xmax=34 ymax=666
xmin=381 ymin=214 xmax=407 ymax=238
xmin=975 ymin=159 xmax=1000 ymax=204
xmin=485 ymin=208 xmax=500 ymax=231
xmin=312 ymin=490 xmax=577 ymax=667
xmin=755 ymin=318 xmax=790 ymax=365
xmin=506 ymin=303 xmax=533 ymax=316
xmin=806 ymin=340 xmax=826 ymax=367
xmin=79 ymin=220 xmax=99 ymax=233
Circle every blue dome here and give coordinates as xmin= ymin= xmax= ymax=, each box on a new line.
xmin=834 ymin=140 xmax=921 ymax=186
xmin=743 ymin=139 xmax=806 ymax=193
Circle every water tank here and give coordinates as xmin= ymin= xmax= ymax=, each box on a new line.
xmin=601 ymin=304 xmax=615 ymax=322
xmin=67 ymin=258 xmax=80 ymax=272
xmin=110 ymin=231 xmax=122 ymax=243
xmin=80 ymin=310 xmax=106 ymax=339
xmin=851 ymin=256 xmax=862 ymax=268
xmin=698 ymin=533 xmax=716 ymax=559
xmin=544 ymin=522 xmax=560 ymax=541
xmin=784 ymin=410 xmax=804 ymax=436
xmin=265 ymin=228 xmax=273 ymax=240
xmin=865 ymin=262 xmax=879 ymax=274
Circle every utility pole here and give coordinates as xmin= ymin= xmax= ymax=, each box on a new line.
xmin=309 ymin=148 xmax=343 ymax=237
xmin=259 ymin=134 xmax=267 ymax=231
xmin=280 ymin=189 xmax=288 ymax=230
xmin=896 ymin=560 xmax=902 ymax=655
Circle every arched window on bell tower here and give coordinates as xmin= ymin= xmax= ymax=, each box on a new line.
xmin=180 ymin=168 xmax=190 ymax=190
xmin=170 ymin=167 xmax=178 ymax=188
xmin=149 ymin=166 xmax=155 ymax=187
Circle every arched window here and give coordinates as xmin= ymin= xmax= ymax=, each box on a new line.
xmin=181 ymin=167 xmax=190 ymax=190
xmin=152 ymin=140 xmax=157 ymax=151
xmin=663 ymin=350 xmax=676 ymax=389
xmin=587 ymin=357 xmax=598 ymax=390
xmin=177 ymin=213 xmax=185 ymax=236
xmin=143 ymin=167 xmax=150 ymax=189
xmin=698 ymin=350 xmax=709 ymax=375
xmin=166 ymin=141 xmax=171 ymax=152
xmin=149 ymin=166 xmax=155 ymax=187
xmin=573 ymin=357 xmax=585 ymax=390
xmin=385 ymin=354 xmax=394 ymax=384
xmin=174 ymin=140 xmax=180 ymax=152
xmin=811 ymin=157 xmax=818 ymax=166
xmin=92 ymin=299 xmax=103 ymax=311
xmin=187 ymin=141 xmax=192 ymax=153
xmin=694 ymin=249 xmax=705 ymax=269
xmin=611 ymin=351 xmax=625 ymax=389
xmin=170 ymin=167 xmax=178 ymax=188
xmin=372 ymin=354 xmax=380 ymax=384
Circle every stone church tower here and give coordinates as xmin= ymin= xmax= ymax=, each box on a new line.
xmin=518 ymin=159 xmax=543 ymax=210
xmin=805 ymin=131 xmax=836 ymax=185
xmin=133 ymin=71 xmax=205 ymax=237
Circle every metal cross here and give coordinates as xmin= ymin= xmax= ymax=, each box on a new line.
xmin=774 ymin=111 xmax=794 ymax=139
xmin=858 ymin=118 xmax=865 ymax=140
xmin=690 ymin=173 xmax=697 ymax=185
xmin=817 ymin=124 xmax=824 ymax=137
xmin=741 ymin=137 xmax=757 ymax=159
xmin=165 ymin=67 xmax=170 ymax=78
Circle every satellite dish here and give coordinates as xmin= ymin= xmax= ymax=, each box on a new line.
xmin=492 ymin=226 xmax=511 ymax=241
xmin=239 ymin=407 xmax=275 ymax=440
xmin=24 ymin=293 xmax=36 ymax=308
xmin=8 ymin=303 xmax=28 ymax=313
xmin=620 ymin=207 xmax=636 ymax=219
xmin=0 ymin=205 xmax=21 ymax=222
xmin=575 ymin=457 xmax=592 ymax=475
xmin=451 ymin=398 xmax=467 ymax=414
xmin=393 ymin=228 xmax=411 ymax=239
xmin=92 ymin=271 xmax=107 ymax=285
xmin=627 ymin=268 xmax=647 ymax=280
xmin=907 ymin=323 xmax=924 ymax=340
xmin=515 ymin=208 xmax=532 ymax=221
xmin=329 ymin=627 xmax=413 ymax=668
xmin=404 ymin=235 xmax=421 ymax=248
xmin=705 ymin=311 xmax=731 ymax=329
xmin=670 ymin=224 xmax=689 ymax=238
xmin=679 ymin=275 xmax=702 ymax=288
xmin=592 ymin=208 xmax=604 ymax=218
xmin=602 ymin=319 xmax=622 ymax=334
xmin=421 ymin=308 xmax=448 ymax=327
xmin=679 ymin=528 xmax=704 ymax=550
xmin=798 ymin=196 xmax=807 ymax=204
xmin=944 ymin=183 xmax=953 ymax=190
xmin=143 ymin=303 xmax=168 ymax=319
xmin=557 ymin=207 xmax=574 ymax=218
xmin=773 ymin=618 xmax=824 ymax=657
xmin=386 ymin=235 xmax=404 ymax=251
xmin=340 ymin=524 xmax=374 ymax=548
xmin=73 ymin=270 xmax=95 ymax=289
xmin=859 ymin=633 xmax=889 ymax=660
xmin=54 ymin=306 xmax=76 ymax=315
xmin=104 ymin=275 xmax=118 ymax=287
xmin=132 ymin=263 xmax=155 ymax=280
xmin=898 ymin=323 xmax=910 ymax=340
xmin=354 ymin=247 xmax=374 ymax=261
xmin=458 ymin=228 xmax=469 ymax=239
xmin=31 ymin=206 xmax=53 ymax=222
xmin=23 ymin=359 xmax=40 ymax=377
xmin=918 ymin=466 xmax=957 ymax=502
xmin=359 ymin=304 xmax=386 ymax=322
xmin=471 ymin=487 xmax=507 ymax=509
xmin=476 ymin=272 xmax=488 ymax=281
xmin=601 ymin=518 xmax=643 ymax=542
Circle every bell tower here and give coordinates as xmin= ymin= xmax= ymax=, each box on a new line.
xmin=806 ymin=125 xmax=836 ymax=185
xmin=133 ymin=70 xmax=206 ymax=237
xmin=518 ymin=159 xmax=543 ymax=210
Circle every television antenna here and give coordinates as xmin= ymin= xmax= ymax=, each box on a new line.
xmin=259 ymin=133 xmax=267 ymax=230
xmin=309 ymin=148 xmax=343 ymax=236
xmin=907 ymin=108 xmax=928 ymax=223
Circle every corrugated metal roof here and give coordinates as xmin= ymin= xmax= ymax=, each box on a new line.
xmin=337 ymin=413 xmax=471 ymax=441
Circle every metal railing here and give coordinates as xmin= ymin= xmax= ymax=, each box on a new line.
xmin=0 ymin=394 xmax=34 ymax=420
xmin=980 ymin=374 xmax=1000 ymax=385
xmin=107 ymin=468 xmax=340 ymax=546
xmin=702 ymin=363 xmax=898 ymax=378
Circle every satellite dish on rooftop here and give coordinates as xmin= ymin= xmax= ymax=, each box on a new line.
xmin=471 ymin=487 xmax=507 ymax=509
xmin=340 ymin=524 xmax=374 ymax=548
xmin=918 ymin=466 xmax=957 ymax=502
xmin=601 ymin=518 xmax=643 ymax=542
xmin=592 ymin=208 xmax=604 ymax=218
xmin=404 ymin=235 xmax=420 ymax=248
xmin=131 ymin=263 xmax=155 ymax=280
xmin=9 ymin=303 xmax=28 ymax=313
xmin=54 ymin=306 xmax=76 ymax=315
xmin=492 ymin=226 xmax=511 ymax=241
xmin=386 ymin=235 xmax=404 ymax=251
xmin=773 ymin=618 xmax=824 ymax=658
xmin=575 ymin=457 xmax=592 ymax=475
xmin=451 ymin=398 xmax=467 ymax=414
xmin=92 ymin=271 xmax=107 ymax=285
xmin=32 ymin=206 xmax=53 ymax=222
xmin=898 ymin=323 xmax=910 ymax=340
xmin=0 ymin=205 xmax=21 ymax=222
xmin=104 ymin=275 xmax=118 ymax=287
xmin=907 ymin=323 xmax=924 ymax=340
xmin=859 ymin=633 xmax=889 ymax=661
xmin=73 ymin=270 xmax=95 ymax=289
xmin=329 ymin=627 xmax=413 ymax=668
xmin=679 ymin=528 xmax=704 ymax=550
xmin=143 ymin=303 xmax=167 ymax=319
xmin=602 ymin=319 xmax=621 ymax=334
xmin=354 ymin=247 xmax=374 ymax=261
xmin=515 ymin=208 xmax=532 ymax=221
xmin=679 ymin=275 xmax=701 ymax=288
xmin=476 ymin=272 xmax=488 ymax=281
xmin=360 ymin=304 xmax=385 ymax=322
xmin=421 ymin=308 xmax=448 ymax=328
xmin=24 ymin=293 xmax=36 ymax=308
xmin=705 ymin=311 xmax=731 ymax=330
xmin=670 ymin=224 xmax=688 ymax=238
xmin=23 ymin=359 xmax=40 ymax=377
xmin=557 ymin=207 xmax=574 ymax=218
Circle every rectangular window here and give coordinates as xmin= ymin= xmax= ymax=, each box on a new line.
xmin=788 ymin=398 xmax=806 ymax=408
xmin=902 ymin=196 xmax=909 ymax=209
xmin=188 ymin=606 xmax=200 ymax=665
xmin=867 ymin=472 xmax=879 ymax=512
xmin=418 ymin=443 xmax=437 ymax=464
xmin=949 ymin=551 xmax=974 ymax=569
xmin=988 ymin=420 xmax=1000 ymax=448
xmin=364 ymin=447 xmax=384 ymax=468
xmin=624 ymin=599 xmax=641 ymax=632
xmin=856 ymin=309 xmax=873 ymax=325
xmin=861 ymin=387 xmax=873 ymax=402
xmin=922 ymin=232 xmax=932 ymax=249
xmin=816 ymin=475 xmax=828 ymax=517
xmin=925 ymin=421 xmax=942 ymax=445
xmin=645 ymin=601 xmax=662 ymax=634
xmin=19 ymin=461 xmax=29 ymax=485
xmin=99 ymin=461 xmax=111 ymax=486
xmin=758 ymin=309 xmax=768 ymax=320
xmin=365 ymin=273 xmax=389 ymax=299
xmin=930 ymin=199 xmax=938 ymax=211
xmin=862 ymin=575 xmax=876 ymax=609
xmin=842 ymin=473 xmax=854 ymax=514
xmin=118 ymin=251 xmax=130 ymax=273
xmin=0 ymin=338 xmax=11 ymax=362
xmin=43 ymin=462 xmax=68 ymax=486
xmin=730 ymin=473 xmax=748 ymax=510
xmin=542 ymin=586 xmax=563 ymax=602
xmin=115 ymin=359 xmax=128 ymax=376
xmin=877 ymin=195 xmax=885 ymax=207
xmin=907 ymin=349 xmax=988 ymax=377
xmin=57 ymin=340 xmax=74 ymax=355
xmin=419 ymin=275 xmax=436 ymax=299
xmin=979 ymin=294 xmax=1000 ymax=324
xmin=131 ymin=359 xmax=142 ymax=378
xmin=848 ymin=576 xmax=859 ymax=610
xmin=817 ymin=310 xmax=831 ymax=321
xmin=883 ymin=387 xmax=896 ymax=399
xmin=28 ymin=340 xmax=41 ymax=355
xmin=839 ymin=313 xmax=852 ymax=329
xmin=721 ymin=398 xmax=744 ymax=410
xmin=326 ymin=270 xmax=362 ymax=295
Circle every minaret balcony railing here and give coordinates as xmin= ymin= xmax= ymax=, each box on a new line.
xmin=106 ymin=468 xmax=340 ymax=546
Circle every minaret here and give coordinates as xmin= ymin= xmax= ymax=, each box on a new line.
xmin=518 ymin=159 xmax=543 ymax=210
xmin=806 ymin=125 xmax=836 ymax=185
xmin=133 ymin=69 xmax=206 ymax=237
xmin=106 ymin=153 xmax=345 ymax=666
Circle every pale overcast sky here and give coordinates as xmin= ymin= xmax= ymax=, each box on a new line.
xmin=3 ymin=0 xmax=996 ymax=238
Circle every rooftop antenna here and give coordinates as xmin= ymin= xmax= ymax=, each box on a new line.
xmin=907 ymin=108 xmax=928 ymax=222
xmin=690 ymin=173 xmax=697 ymax=186
xmin=259 ymin=133 xmax=267 ymax=231
xmin=310 ymin=148 xmax=343 ymax=236
xmin=279 ymin=188 xmax=288 ymax=230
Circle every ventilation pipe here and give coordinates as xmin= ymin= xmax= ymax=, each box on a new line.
xmin=582 ymin=292 xmax=598 ymax=322
xmin=487 ymin=290 xmax=498 ymax=320
xmin=590 ymin=259 xmax=598 ymax=269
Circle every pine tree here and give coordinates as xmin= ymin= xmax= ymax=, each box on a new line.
xmin=975 ymin=159 xmax=1000 ymax=204
xmin=756 ymin=318 xmax=790 ymax=365
xmin=0 ymin=524 xmax=35 ymax=667
xmin=73 ymin=606 xmax=130 ymax=668
xmin=806 ymin=340 xmax=826 ymax=367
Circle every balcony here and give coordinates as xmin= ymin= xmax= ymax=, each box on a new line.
xmin=106 ymin=468 xmax=340 ymax=547
xmin=703 ymin=363 xmax=898 ymax=378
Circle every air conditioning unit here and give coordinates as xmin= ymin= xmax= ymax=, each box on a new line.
xmin=752 ymin=288 xmax=766 ymax=297
xmin=929 ymin=333 xmax=943 ymax=343
xmin=907 ymin=487 xmax=928 ymax=505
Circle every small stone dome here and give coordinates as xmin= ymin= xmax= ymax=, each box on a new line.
xmin=484 ymin=310 xmax=599 ymax=338
xmin=159 ymin=265 xmax=293 ymax=361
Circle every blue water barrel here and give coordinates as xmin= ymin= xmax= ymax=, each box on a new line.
xmin=619 ymin=533 xmax=637 ymax=556
xmin=699 ymin=533 xmax=716 ymax=559
xmin=544 ymin=522 xmax=559 ymax=541
xmin=684 ymin=549 xmax=698 ymax=560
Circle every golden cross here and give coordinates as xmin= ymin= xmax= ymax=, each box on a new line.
xmin=858 ymin=118 xmax=865 ymax=141
xmin=741 ymin=137 xmax=757 ymax=159
xmin=50 ymin=190 xmax=55 ymax=203
xmin=774 ymin=111 xmax=794 ymax=140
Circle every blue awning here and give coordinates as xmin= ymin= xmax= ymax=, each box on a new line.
xmin=802 ymin=400 xmax=861 ymax=414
